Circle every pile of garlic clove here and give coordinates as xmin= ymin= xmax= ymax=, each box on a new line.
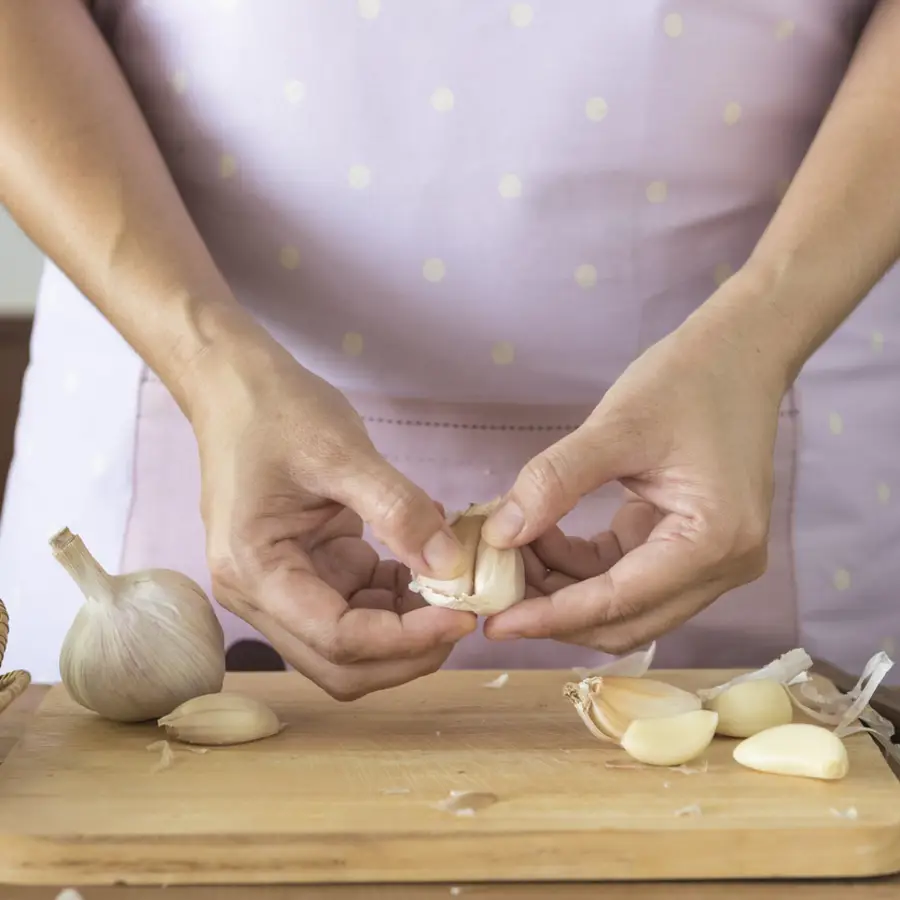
xmin=409 ymin=499 xmax=526 ymax=616
xmin=564 ymin=643 xmax=896 ymax=780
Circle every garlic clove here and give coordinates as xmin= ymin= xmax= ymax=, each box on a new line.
xmin=158 ymin=692 xmax=283 ymax=746
xmin=696 ymin=648 xmax=814 ymax=702
xmin=409 ymin=499 xmax=526 ymax=616
xmin=566 ymin=675 xmax=703 ymax=742
xmin=50 ymin=528 xmax=226 ymax=723
xmin=732 ymin=723 xmax=850 ymax=780
xmin=620 ymin=709 xmax=719 ymax=767
xmin=470 ymin=537 xmax=526 ymax=614
xmin=705 ymin=678 xmax=794 ymax=738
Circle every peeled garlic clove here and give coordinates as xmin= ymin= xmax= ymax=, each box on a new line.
xmin=566 ymin=675 xmax=703 ymax=742
xmin=733 ymin=723 xmax=849 ymax=780
xmin=409 ymin=499 xmax=526 ymax=616
xmin=51 ymin=528 xmax=226 ymax=723
xmin=705 ymin=678 xmax=793 ymax=738
xmin=158 ymin=692 xmax=283 ymax=746
xmin=620 ymin=709 xmax=718 ymax=767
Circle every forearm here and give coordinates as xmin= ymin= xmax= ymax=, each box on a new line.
xmin=703 ymin=0 xmax=900 ymax=389
xmin=0 ymin=0 xmax=272 ymax=419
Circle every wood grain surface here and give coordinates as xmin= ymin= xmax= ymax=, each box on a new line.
xmin=1 ymin=670 xmax=900 ymax=891
xmin=3 ymin=682 xmax=900 ymax=898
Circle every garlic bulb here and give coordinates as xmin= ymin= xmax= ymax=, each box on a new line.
xmin=50 ymin=527 xmax=226 ymax=723
xmin=409 ymin=500 xmax=526 ymax=615
xmin=159 ymin=692 xmax=282 ymax=745
xmin=564 ymin=675 xmax=702 ymax=743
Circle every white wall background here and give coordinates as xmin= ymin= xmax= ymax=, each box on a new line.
xmin=0 ymin=208 xmax=43 ymax=315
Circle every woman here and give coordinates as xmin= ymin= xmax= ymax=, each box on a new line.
xmin=1 ymin=0 xmax=899 ymax=696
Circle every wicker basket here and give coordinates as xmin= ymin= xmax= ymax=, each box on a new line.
xmin=0 ymin=597 xmax=31 ymax=714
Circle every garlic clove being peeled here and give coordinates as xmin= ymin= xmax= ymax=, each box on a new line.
xmin=159 ymin=692 xmax=283 ymax=745
xmin=564 ymin=675 xmax=703 ymax=742
xmin=51 ymin=527 xmax=226 ymax=723
xmin=733 ymin=723 xmax=850 ymax=780
xmin=620 ymin=709 xmax=719 ymax=767
xmin=705 ymin=678 xmax=794 ymax=738
xmin=409 ymin=500 xmax=526 ymax=616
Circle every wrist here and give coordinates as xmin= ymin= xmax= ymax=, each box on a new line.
xmin=691 ymin=262 xmax=820 ymax=396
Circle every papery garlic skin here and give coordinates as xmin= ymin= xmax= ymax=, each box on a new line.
xmin=706 ymin=678 xmax=793 ymax=738
xmin=620 ymin=709 xmax=718 ymax=767
xmin=409 ymin=500 xmax=526 ymax=615
xmin=733 ymin=723 xmax=849 ymax=780
xmin=565 ymin=675 xmax=702 ymax=743
xmin=52 ymin=528 xmax=226 ymax=723
xmin=159 ymin=692 xmax=282 ymax=746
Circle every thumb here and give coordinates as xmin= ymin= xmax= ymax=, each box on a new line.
xmin=329 ymin=452 xmax=466 ymax=580
xmin=482 ymin=422 xmax=626 ymax=548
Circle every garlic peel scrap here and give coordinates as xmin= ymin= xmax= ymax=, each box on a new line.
xmin=696 ymin=648 xmax=813 ymax=702
xmin=572 ymin=642 xmax=657 ymax=679
xmin=409 ymin=500 xmax=526 ymax=616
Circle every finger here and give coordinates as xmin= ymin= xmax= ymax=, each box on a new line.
xmin=530 ymin=526 xmax=624 ymax=581
xmin=548 ymin=581 xmax=725 ymax=654
xmin=481 ymin=420 xmax=625 ymax=547
xmin=239 ymin=606 xmax=455 ymax=701
xmin=483 ymin=517 xmax=717 ymax=640
xmin=610 ymin=496 xmax=663 ymax=554
xmin=329 ymin=453 xmax=466 ymax=580
xmin=259 ymin=563 xmax=477 ymax=664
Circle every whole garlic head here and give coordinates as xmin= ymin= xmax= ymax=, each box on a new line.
xmin=409 ymin=500 xmax=526 ymax=616
xmin=51 ymin=528 xmax=226 ymax=723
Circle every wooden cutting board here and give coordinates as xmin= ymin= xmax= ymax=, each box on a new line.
xmin=0 ymin=669 xmax=899 ymax=886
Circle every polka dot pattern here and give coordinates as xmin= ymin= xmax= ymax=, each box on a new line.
xmin=423 ymin=258 xmax=446 ymax=283
xmin=585 ymin=97 xmax=608 ymax=122
xmin=574 ymin=264 xmax=598 ymax=288
xmin=828 ymin=412 xmax=844 ymax=436
xmin=498 ymin=173 xmax=523 ymax=199
xmin=714 ymin=263 xmax=733 ymax=286
xmin=491 ymin=341 xmax=516 ymax=365
xmin=775 ymin=20 xmax=796 ymax=40
xmin=872 ymin=331 xmax=885 ymax=353
xmin=283 ymin=80 xmax=306 ymax=104
xmin=357 ymin=0 xmax=380 ymax=20
xmin=430 ymin=87 xmax=455 ymax=113
xmin=878 ymin=483 xmax=891 ymax=505
xmin=663 ymin=13 xmax=683 ymax=38
xmin=170 ymin=71 xmax=188 ymax=94
xmin=509 ymin=4 xmax=533 ymax=28
xmin=723 ymin=102 xmax=742 ymax=125
xmin=279 ymin=246 xmax=300 ymax=270
xmin=833 ymin=568 xmax=851 ymax=592
xmin=348 ymin=164 xmax=372 ymax=190
xmin=342 ymin=332 xmax=364 ymax=357
xmin=646 ymin=181 xmax=668 ymax=204
xmin=219 ymin=153 xmax=238 ymax=179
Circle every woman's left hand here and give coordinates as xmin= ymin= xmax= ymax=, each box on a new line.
xmin=481 ymin=283 xmax=790 ymax=654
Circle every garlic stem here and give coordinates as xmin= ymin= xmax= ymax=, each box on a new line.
xmin=49 ymin=527 xmax=116 ymax=604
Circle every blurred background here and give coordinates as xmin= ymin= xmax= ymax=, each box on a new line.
xmin=0 ymin=209 xmax=43 ymax=518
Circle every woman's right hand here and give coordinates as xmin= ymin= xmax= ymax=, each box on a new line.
xmin=186 ymin=337 xmax=477 ymax=700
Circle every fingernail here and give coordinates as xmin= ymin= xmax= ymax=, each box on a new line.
xmin=422 ymin=529 xmax=463 ymax=578
xmin=483 ymin=501 xmax=525 ymax=545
